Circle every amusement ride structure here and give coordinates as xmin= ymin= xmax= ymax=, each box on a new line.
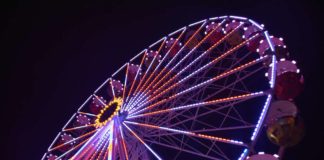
xmin=43 ymin=15 xmax=304 ymax=160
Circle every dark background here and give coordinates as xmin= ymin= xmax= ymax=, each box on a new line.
xmin=2 ymin=0 xmax=323 ymax=159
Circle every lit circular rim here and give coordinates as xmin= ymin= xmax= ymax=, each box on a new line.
xmin=94 ymin=97 xmax=123 ymax=128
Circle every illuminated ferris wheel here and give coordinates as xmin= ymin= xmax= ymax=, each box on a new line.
xmin=43 ymin=15 xmax=304 ymax=160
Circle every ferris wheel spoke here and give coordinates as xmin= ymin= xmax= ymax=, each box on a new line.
xmin=101 ymin=141 xmax=111 ymax=160
xmin=71 ymin=122 xmax=113 ymax=159
xmin=126 ymin=32 xmax=194 ymax=111
xmin=118 ymin=124 xmax=129 ymax=160
xmin=77 ymin=111 xmax=97 ymax=117
xmin=146 ymin=110 xmax=252 ymax=138
xmin=125 ymin=43 xmax=166 ymax=112
xmin=95 ymin=132 xmax=111 ymax=160
xmin=208 ymin=141 xmax=231 ymax=160
xmin=147 ymin=125 xmax=256 ymax=140
xmin=93 ymin=94 xmax=107 ymax=105
xmin=49 ymin=129 xmax=98 ymax=152
xmin=128 ymin=91 xmax=264 ymax=119
xmin=148 ymin=36 xmax=256 ymax=100
xmin=148 ymin=128 xmax=230 ymax=160
xmin=124 ymin=121 xmax=247 ymax=147
xmin=141 ymin=98 xmax=236 ymax=130
xmin=88 ymin=132 xmax=109 ymax=160
xmin=126 ymin=27 xmax=223 ymax=112
xmin=130 ymin=55 xmax=267 ymax=116
xmin=126 ymin=27 xmax=208 ymax=111
xmin=140 ymin=34 xmax=235 ymax=110
xmin=142 ymin=133 xmax=201 ymax=156
xmin=63 ymin=124 xmax=96 ymax=132
xmin=150 ymin=19 xmax=228 ymax=93
xmin=200 ymin=65 xmax=266 ymax=103
xmin=129 ymin=20 xmax=211 ymax=107
xmin=172 ymin=49 xmax=257 ymax=106
xmin=123 ymin=123 xmax=163 ymax=160
xmin=135 ymin=28 xmax=187 ymax=97
xmin=137 ymin=21 xmax=207 ymax=99
xmin=57 ymin=126 xmax=107 ymax=159
xmin=142 ymin=53 xmax=265 ymax=116
xmin=150 ymin=133 xmax=229 ymax=160
xmin=146 ymin=67 xmax=259 ymax=129
xmin=123 ymin=49 xmax=147 ymax=109
xmin=145 ymin=139 xmax=223 ymax=160
xmin=130 ymin=126 xmax=245 ymax=160
xmin=120 ymin=63 xmax=129 ymax=110
xmin=127 ymin=20 xmax=208 ymax=110
xmin=55 ymin=136 xmax=92 ymax=160
xmin=180 ymin=99 xmax=252 ymax=126
xmin=84 ymin=137 xmax=105 ymax=159
xmin=179 ymin=133 xmax=231 ymax=160
xmin=130 ymin=37 xmax=167 ymax=101
xmin=143 ymin=97 xmax=257 ymax=136
xmin=102 ymin=143 xmax=109 ymax=159
xmin=95 ymin=123 xmax=115 ymax=160
xmin=130 ymin=32 xmax=261 ymax=113
xmin=150 ymin=22 xmax=246 ymax=97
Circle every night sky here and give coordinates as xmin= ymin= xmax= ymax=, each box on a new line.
xmin=2 ymin=0 xmax=323 ymax=159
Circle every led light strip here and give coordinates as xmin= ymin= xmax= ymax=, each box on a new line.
xmin=128 ymin=28 xmax=187 ymax=109
xmin=130 ymin=55 xmax=267 ymax=116
xmin=134 ymin=31 xmax=260 ymax=112
xmin=125 ymin=121 xmax=245 ymax=146
xmin=251 ymin=94 xmax=272 ymax=140
xmin=128 ymin=91 xmax=264 ymax=119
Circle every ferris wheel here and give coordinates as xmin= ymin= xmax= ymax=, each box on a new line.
xmin=42 ymin=15 xmax=304 ymax=160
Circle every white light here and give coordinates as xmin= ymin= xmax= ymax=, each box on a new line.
xmin=168 ymin=27 xmax=186 ymax=36
xmin=238 ymin=148 xmax=248 ymax=160
xmin=189 ymin=19 xmax=207 ymax=27
xmin=270 ymin=55 xmax=276 ymax=88
xmin=229 ymin=15 xmax=247 ymax=20
xmin=218 ymin=15 xmax=228 ymax=19
xmin=248 ymin=19 xmax=263 ymax=29
xmin=264 ymin=31 xmax=275 ymax=52
xmin=297 ymin=69 xmax=300 ymax=73
xmin=149 ymin=37 xmax=166 ymax=48
xmin=251 ymin=94 xmax=272 ymax=140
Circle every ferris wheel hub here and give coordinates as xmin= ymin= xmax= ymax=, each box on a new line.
xmin=94 ymin=97 xmax=122 ymax=128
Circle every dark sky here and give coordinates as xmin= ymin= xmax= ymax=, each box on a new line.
xmin=2 ymin=0 xmax=323 ymax=159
